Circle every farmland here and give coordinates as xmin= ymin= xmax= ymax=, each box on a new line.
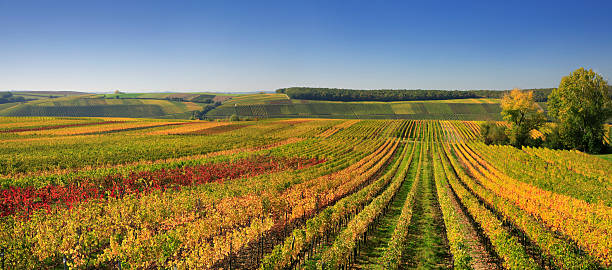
xmin=0 ymin=117 xmax=609 ymax=269
xmin=0 ymin=92 xmax=507 ymax=120
xmin=207 ymin=95 xmax=503 ymax=120
xmin=0 ymin=94 xmax=211 ymax=119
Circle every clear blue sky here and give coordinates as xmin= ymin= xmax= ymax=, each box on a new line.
xmin=1 ymin=0 xmax=611 ymax=92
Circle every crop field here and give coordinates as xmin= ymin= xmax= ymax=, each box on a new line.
xmin=208 ymin=99 xmax=503 ymax=120
xmin=7 ymin=91 xmax=88 ymax=102
xmin=94 ymin=93 xmax=238 ymax=103
xmin=220 ymin=93 xmax=291 ymax=105
xmin=0 ymin=96 xmax=208 ymax=119
xmin=0 ymin=117 xmax=609 ymax=269
xmin=2 ymin=92 xmax=508 ymax=120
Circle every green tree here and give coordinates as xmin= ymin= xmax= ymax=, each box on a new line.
xmin=501 ymin=89 xmax=545 ymax=147
xmin=479 ymin=121 xmax=509 ymax=145
xmin=548 ymin=68 xmax=612 ymax=153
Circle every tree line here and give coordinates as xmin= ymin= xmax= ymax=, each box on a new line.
xmin=277 ymin=87 xmax=556 ymax=102
xmin=481 ymin=67 xmax=612 ymax=154
xmin=191 ymin=102 xmax=222 ymax=120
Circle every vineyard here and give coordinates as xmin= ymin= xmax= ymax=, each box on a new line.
xmin=206 ymin=100 xmax=503 ymax=121
xmin=0 ymin=95 xmax=209 ymax=119
xmin=0 ymin=91 xmax=509 ymax=120
xmin=0 ymin=117 xmax=610 ymax=269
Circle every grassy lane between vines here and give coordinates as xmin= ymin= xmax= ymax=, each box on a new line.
xmin=351 ymin=143 xmax=421 ymax=269
xmin=260 ymin=141 xmax=412 ymax=270
xmin=303 ymin=141 xmax=419 ymax=269
xmin=401 ymin=140 xmax=453 ymax=269
xmin=232 ymin=140 xmax=403 ymax=269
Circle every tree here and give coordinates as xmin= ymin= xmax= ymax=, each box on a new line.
xmin=501 ymin=89 xmax=545 ymax=147
xmin=480 ymin=121 xmax=509 ymax=145
xmin=542 ymin=125 xmax=565 ymax=149
xmin=547 ymin=68 xmax=612 ymax=153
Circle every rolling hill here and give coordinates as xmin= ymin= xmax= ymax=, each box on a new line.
xmin=0 ymin=91 xmax=507 ymax=120
xmin=206 ymin=93 xmax=504 ymax=120
xmin=0 ymin=94 xmax=210 ymax=119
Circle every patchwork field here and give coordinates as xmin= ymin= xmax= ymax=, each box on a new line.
xmin=95 ymin=92 xmax=237 ymax=103
xmin=10 ymin=91 xmax=88 ymax=100
xmin=2 ymin=91 xmax=508 ymax=120
xmin=208 ymin=98 xmax=503 ymax=120
xmin=221 ymin=93 xmax=291 ymax=105
xmin=0 ymin=117 xmax=609 ymax=269
xmin=0 ymin=95 xmax=209 ymax=119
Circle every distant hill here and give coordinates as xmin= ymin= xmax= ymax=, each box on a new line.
xmin=13 ymin=90 xmax=88 ymax=95
xmin=8 ymin=90 xmax=89 ymax=101
xmin=206 ymin=93 xmax=503 ymax=120
xmin=6 ymin=89 xmax=587 ymax=120
xmin=0 ymin=94 xmax=222 ymax=119
xmin=94 ymin=92 xmax=234 ymax=103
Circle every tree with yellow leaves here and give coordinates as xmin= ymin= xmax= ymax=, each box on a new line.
xmin=501 ymin=89 xmax=546 ymax=147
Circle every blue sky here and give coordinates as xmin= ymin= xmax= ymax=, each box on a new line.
xmin=1 ymin=0 xmax=611 ymax=92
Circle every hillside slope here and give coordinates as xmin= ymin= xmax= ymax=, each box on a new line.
xmin=0 ymin=95 xmax=208 ymax=119
xmin=207 ymin=94 xmax=503 ymax=120
xmin=0 ymin=92 xmax=506 ymax=120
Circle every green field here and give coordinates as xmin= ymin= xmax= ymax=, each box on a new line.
xmin=597 ymin=154 xmax=612 ymax=162
xmin=208 ymin=98 xmax=503 ymax=120
xmin=0 ymin=95 xmax=207 ymax=119
xmin=95 ymin=92 xmax=234 ymax=103
xmin=10 ymin=91 xmax=87 ymax=100
xmin=1 ymin=92 xmax=506 ymax=120
xmin=221 ymin=93 xmax=291 ymax=105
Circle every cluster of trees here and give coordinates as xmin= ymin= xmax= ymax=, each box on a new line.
xmin=191 ymin=102 xmax=222 ymax=120
xmin=480 ymin=122 xmax=509 ymax=145
xmin=277 ymin=87 xmax=556 ymax=102
xmin=502 ymin=90 xmax=546 ymax=147
xmin=548 ymin=68 xmax=612 ymax=153
xmin=482 ymin=68 xmax=612 ymax=154
xmin=0 ymin=92 xmax=25 ymax=104
xmin=480 ymin=89 xmax=546 ymax=147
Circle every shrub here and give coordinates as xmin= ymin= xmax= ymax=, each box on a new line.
xmin=480 ymin=121 xmax=509 ymax=145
